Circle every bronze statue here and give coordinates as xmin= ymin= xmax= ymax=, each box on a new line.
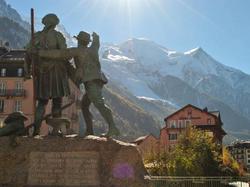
xmin=38 ymin=31 xmax=120 ymax=137
xmin=0 ymin=112 xmax=28 ymax=146
xmin=74 ymin=31 xmax=119 ymax=137
xmin=26 ymin=14 xmax=71 ymax=136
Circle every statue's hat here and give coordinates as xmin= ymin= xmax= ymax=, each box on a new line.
xmin=74 ymin=31 xmax=91 ymax=42
xmin=42 ymin=13 xmax=59 ymax=26
xmin=4 ymin=111 xmax=28 ymax=124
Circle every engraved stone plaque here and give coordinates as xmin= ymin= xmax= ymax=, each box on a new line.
xmin=28 ymin=152 xmax=100 ymax=186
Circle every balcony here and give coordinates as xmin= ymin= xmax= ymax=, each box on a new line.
xmin=0 ymin=89 xmax=26 ymax=97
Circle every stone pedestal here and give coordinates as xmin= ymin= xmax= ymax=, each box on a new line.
xmin=46 ymin=118 xmax=71 ymax=135
xmin=0 ymin=136 xmax=148 ymax=187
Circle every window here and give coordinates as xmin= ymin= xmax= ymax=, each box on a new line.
xmin=185 ymin=120 xmax=192 ymax=127
xmin=14 ymin=100 xmax=22 ymax=112
xmin=0 ymin=82 xmax=6 ymax=95
xmin=17 ymin=68 xmax=23 ymax=77
xmin=237 ymin=149 xmax=244 ymax=154
xmin=15 ymin=81 xmax=23 ymax=94
xmin=169 ymin=133 xmax=178 ymax=141
xmin=0 ymin=68 xmax=6 ymax=77
xmin=178 ymin=120 xmax=185 ymax=128
xmin=169 ymin=120 xmax=176 ymax=128
xmin=0 ymin=100 xmax=4 ymax=113
xmin=207 ymin=118 xmax=211 ymax=124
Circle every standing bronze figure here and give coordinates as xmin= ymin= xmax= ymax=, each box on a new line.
xmin=37 ymin=31 xmax=120 ymax=137
xmin=74 ymin=31 xmax=120 ymax=137
xmin=26 ymin=14 xmax=70 ymax=136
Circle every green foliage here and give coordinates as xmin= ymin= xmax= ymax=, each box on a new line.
xmin=145 ymin=127 xmax=241 ymax=176
xmin=167 ymin=127 xmax=221 ymax=176
xmin=221 ymin=147 xmax=245 ymax=176
xmin=145 ymin=151 xmax=170 ymax=176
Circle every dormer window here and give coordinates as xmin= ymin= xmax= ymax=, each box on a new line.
xmin=17 ymin=68 xmax=23 ymax=77
xmin=1 ymin=68 xmax=6 ymax=77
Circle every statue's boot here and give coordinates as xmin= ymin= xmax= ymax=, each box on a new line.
xmin=106 ymin=125 xmax=120 ymax=137
xmin=93 ymin=101 xmax=120 ymax=137
xmin=82 ymin=108 xmax=94 ymax=136
xmin=52 ymin=97 xmax=62 ymax=118
xmin=81 ymin=94 xmax=94 ymax=136
xmin=85 ymin=82 xmax=120 ymax=137
xmin=33 ymin=100 xmax=47 ymax=136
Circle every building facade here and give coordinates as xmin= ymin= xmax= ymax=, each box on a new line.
xmin=160 ymin=104 xmax=226 ymax=151
xmin=227 ymin=141 xmax=250 ymax=172
xmin=0 ymin=46 xmax=34 ymax=127
xmin=132 ymin=134 xmax=159 ymax=159
xmin=0 ymin=46 xmax=81 ymax=134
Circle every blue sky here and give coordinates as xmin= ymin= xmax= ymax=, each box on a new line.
xmin=5 ymin=0 xmax=250 ymax=74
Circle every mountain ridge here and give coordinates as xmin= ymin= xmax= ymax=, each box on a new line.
xmin=100 ymin=38 xmax=250 ymax=139
xmin=1 ymin=0 xmax=249 ymax=141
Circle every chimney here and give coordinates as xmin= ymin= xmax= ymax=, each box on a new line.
xmin=203 ymin=107 xmax=208 ymax=112
xmin=4 ymin=42 xmax=10 ymax=52
xmin=4 ymin=42 xmax=9 ymax=47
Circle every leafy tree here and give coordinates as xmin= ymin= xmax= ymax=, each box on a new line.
xmin=145 ymin=127 xmax=242 ymax=176
xmin=221 ymin=147 xmax=245 ymax=176
xmin=167 ymin=127 xmax=221 ymax=176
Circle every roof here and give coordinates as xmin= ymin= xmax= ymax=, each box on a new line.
xmin=209 ymin=111 xmax=220 ymax=117
xmin=196 ymin=124 xmax=227 ymax=135
xmin=228 ymin=141 xmax=250 ymax=149
xmin=132 ymin=134 xmax=158 ymax=145
xmin=0 ymin=49 xmax=26 ymax=62
xmin=164 ymin=104 xmax=219 ymax=121
xmin=0 ymin=47 xmax=8 ymax=56
xmin=133 ymin=135 xmax=148 ymax=143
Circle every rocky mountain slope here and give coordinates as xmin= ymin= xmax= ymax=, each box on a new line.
xmin=0 ymin=0 xmax=30 ymax=48
xmin=100 ymin=38 xmax=250 ymax=139
xmin=0 ymin=1 xmax=161 ymax=140
xmin=0 ymin=16 xmax=29 ymax=48
xmin=0 ymin=0 xmax=29 ymax=30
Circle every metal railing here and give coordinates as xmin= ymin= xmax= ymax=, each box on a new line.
xmin=145 ymin=176 xmax=250 ymax=187
xmin=0 ymin=89 xmax=25 ymax=97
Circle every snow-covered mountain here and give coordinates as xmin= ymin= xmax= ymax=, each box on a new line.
xmin=55 ymin=25 xmax=77 ymax=47
xmin=0 ymin=0 xmax=29 ymax=30
xmin=100 ymin=38 xmax=250 ymax=138
xmin=1 ymin=0 xmax=249 ymax=140
xmin=0 ymin=0 xmax=30 ymax=48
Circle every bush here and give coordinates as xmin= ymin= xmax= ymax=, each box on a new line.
xmin=145 ymin=127 xmax=242 ymax=176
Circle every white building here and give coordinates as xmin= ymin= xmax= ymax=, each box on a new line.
xmin=228 ymin=141 xmax=250 ymax=172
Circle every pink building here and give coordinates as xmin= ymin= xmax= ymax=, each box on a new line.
xmin=0 ymin=47 xmax=34 ymax=127
xmin=160 ymin=104 xmax=227 ymax=151
xmin=0 ymin=46 xmax=81 ymax=134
